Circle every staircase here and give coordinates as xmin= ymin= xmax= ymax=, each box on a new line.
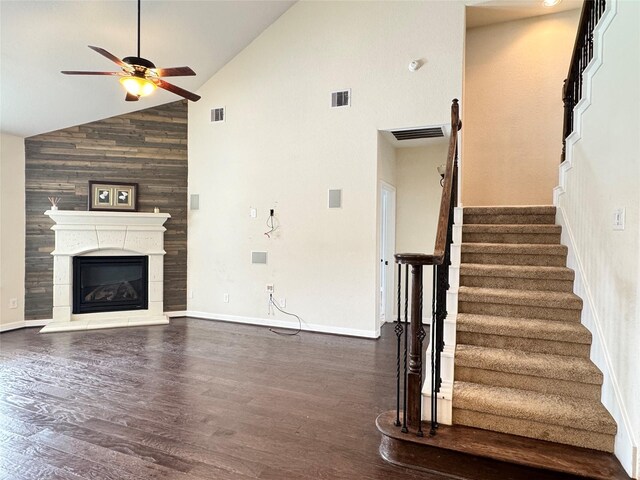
xmin=453 ymin=205 xmax=617 ymax=452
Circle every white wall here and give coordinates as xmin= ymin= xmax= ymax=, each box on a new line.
xmin=0 ymin=133 xmax=26 ymax=330
xmin=463 ymin=9 xmax=580 ymax=206
xmin=188 ymin=1 xmax=464 ymax=337
xmin=557 ymin=1 xmax=640 ymax=476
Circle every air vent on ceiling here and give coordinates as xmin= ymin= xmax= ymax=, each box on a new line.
xmin=211 ymin=107 xmax=225 ymax=123
xmin=391 ymin=126 xmax=444 ymax=141
xmin=331 ymin=89 xmax=351 ymax=108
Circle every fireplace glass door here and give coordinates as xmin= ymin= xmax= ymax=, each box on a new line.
xmin=73 ymin=256 xmax=148 ymax=314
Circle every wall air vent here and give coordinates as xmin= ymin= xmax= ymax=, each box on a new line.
xmin=211 ymin=107 xmax=225 ymax=123
xmin=391 ymin=126 xmax=444 ymax=141
xmin=331 ymin=89 xmax=351 ymax=108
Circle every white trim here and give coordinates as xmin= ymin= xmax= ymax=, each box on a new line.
xmin=551 ymin=1 xmax=636 ymax=476
xmin=185 ymin=311 xmax=379 ymax=339
xmin=0 ymin=319 xmax=50 ymax=333
xmin=553 ymin=0 xmax=617 ymax=205
xmin=165 ymin=311 xmax=189 ymax=318
xmin=557 ymin=206 xmax=637 ymax=478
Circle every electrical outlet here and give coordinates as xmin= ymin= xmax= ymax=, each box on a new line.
xmin=266 ymin=284 xmax=274 ymax=293
xmin=250 ymin=208 xmax=257 ymax=218
xmin=613 ymin=208 xmax=625 ymax=231
xmin=188 ymin=290 xmax=194 ymax=299
xmin=223 ymin=293 xmax=229 ymax=303
xmin=9 ymin=298 xmax=18 ymax=309
xmin=279 ymin=298 xmax=286 ymax=308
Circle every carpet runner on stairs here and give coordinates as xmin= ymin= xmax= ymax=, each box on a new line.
xmin=453 ymin=205 xmax=617 ymax=453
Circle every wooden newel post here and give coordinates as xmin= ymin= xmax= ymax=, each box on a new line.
xmin=407 ymin=264 xmax=423 ymax=427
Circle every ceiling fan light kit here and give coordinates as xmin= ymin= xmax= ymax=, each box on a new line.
xmin=120 ymin=76 xmax=156 ymax=97
xmin=61 ymin=0 xmax=200 ymax=102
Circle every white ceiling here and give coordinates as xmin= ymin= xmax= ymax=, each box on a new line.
xmin=466 ymin=0 xmax=583 ymax=29
xmin=0 ymin=0 xmax=294 ymax=137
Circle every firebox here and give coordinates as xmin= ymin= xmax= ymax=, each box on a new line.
xmin=73 ymin=256 xmax=148 ymax=314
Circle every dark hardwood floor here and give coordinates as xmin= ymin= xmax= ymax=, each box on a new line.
xmin=0 ymin=318 xmax=445 ymax=479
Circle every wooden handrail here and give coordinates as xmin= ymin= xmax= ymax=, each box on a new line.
xmin=395 ymin=99 xmax=461 ymax=266
xmin=391 ymin=99 xmax=461 ymax=434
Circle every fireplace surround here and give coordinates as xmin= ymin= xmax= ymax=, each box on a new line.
xmin=41 ymin=210 xmax=170 ymax=333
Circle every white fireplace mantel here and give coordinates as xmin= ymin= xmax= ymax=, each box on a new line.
xmin=40 ymin=209 xmax=171 ymax=333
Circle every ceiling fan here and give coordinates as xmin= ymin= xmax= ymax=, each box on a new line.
xmin=62 ymin=0 xmax=201 ymax=102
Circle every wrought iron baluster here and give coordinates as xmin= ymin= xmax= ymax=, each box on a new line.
xmin=401 ymin=265 xmax=409 ymax=434
xmin=394 ymin=263 xmax=403 ymax=427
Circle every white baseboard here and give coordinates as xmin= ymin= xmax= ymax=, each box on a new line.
xmin=165 ymin=311 xmax=188 ymax=318
xmin=0 ymin=319 xmax=50 ymax=333
xmin=184 ymin=310 xmax=379 ymax=339
xmin=557 ymin=206 xmax=637 ymax=478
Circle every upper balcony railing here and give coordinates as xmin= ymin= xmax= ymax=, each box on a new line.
xmin=561 ymin=0 xmax=607 ymax=162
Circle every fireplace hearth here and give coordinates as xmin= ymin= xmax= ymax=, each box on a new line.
xmin=41 ymin=210 xmax=170 ymax=333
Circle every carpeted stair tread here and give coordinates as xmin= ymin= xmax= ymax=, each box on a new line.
xmin=463 ymin=224 xmax=561 ymax=233
xmin=456 ymin=344 xmax=602 ymax=385
xmin=462 ymin=224 xmax=562 ymax=244
xmin=458 ymin=286 xmax=582 ymax=309
xmin=460 ymin=264 xmax=574 ymax=280
xmin=457 ymin=313 xmax=591 ymax=344
xmin=462 ymin=242 xmax=567 ymax=256
xmin=464 ymin=206 xmax=556 ymax=216
xmin=453 ymin=381 xmax=616 ymax=435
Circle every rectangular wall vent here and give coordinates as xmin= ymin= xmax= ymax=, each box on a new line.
xmin=331 ymin=89 xmax=351 ymax=108
xmin=251 ymin=251 xmax=267 ymax=264
xmin=211 ymin=107 xmax=225 ymax=123
xmin=328 ymin=189 xmax=342 ymax=208
xmin=391 ymin=127 xmax=444 ymax=141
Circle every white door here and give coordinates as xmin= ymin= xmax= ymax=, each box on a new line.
xmin=379 ymin=182 xmax=396 ymax=325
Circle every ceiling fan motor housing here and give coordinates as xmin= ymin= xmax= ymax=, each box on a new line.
xmin=123 ymin=56 xmax=156 ymax=71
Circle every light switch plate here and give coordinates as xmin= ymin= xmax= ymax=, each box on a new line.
xmin=613 ymin=208 xmax=625 ymax=231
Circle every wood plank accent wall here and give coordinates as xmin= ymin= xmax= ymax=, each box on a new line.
xmin=24 ymin=100 xmax=188 ymax=320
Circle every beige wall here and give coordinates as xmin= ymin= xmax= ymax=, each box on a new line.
xmin=396 ymin=143 xmax=448 ymax=254
xmin=0 ymin=133 xmax=26 ymax=329
xmin=463 ymin=9 xmax=580 ymax=206
xmin=376 ymin=134 xmax=397 ymax=328
xmin=188 ymin=1 xmax=464 ymax=337
xmin=557 ymin=1 xmax=640 ymax=475
xmin=396 ymin=142 xmax=449 ymax=302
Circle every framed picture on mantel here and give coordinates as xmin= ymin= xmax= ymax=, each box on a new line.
xmin=88 ymin=181 xmax=138 ymax=212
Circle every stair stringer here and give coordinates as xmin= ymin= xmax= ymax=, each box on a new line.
xmin=421 ymin=206 xmax=462 ymax=425
xmin=556 ymin=205 xmax=638 ymax=479
xmin=552 ymin=0 xmax=637 ymax=477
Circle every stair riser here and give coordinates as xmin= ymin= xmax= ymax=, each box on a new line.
xmin=461 ymin=252 xmax=567 ymax=267
xmin=464 ymin=214 xmax=556 ymax=225
xmin=460 ymin=275 xmax=574 ymax=292
xmin=452 ymin=409 xmax=614 ymax=453
xmin=456 ymin=331 xmax=591 ymax=358
xmin=459 ymin=301 xmax=581 ymax=322
xmin=455 ymin=366 xmax=600 ymax=400
xmin=462 ymin=233 xmax=561 ymax=244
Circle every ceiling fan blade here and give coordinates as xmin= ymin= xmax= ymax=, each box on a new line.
xmin=88 ymin=45 xmax=130 ymax=69
xmin=125 ymin=93 xmax=140 ymax=102
xmin=61 ymin=71 xmax=124 ymax=75
xmin=152 ymin=78 xmax=201 ymax=102
xmin=154 ymin=66 xmax=196 ymax=77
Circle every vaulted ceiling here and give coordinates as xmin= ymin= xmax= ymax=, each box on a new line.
xmin=0 ymin=0 xmax=294 ymax=137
